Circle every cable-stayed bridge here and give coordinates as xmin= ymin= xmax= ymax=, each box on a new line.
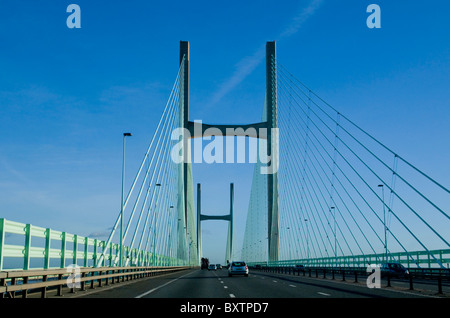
xmin=243 ymin=57 xmax=449 ymax=269
xmin=0 ymin=41 xmax=449 ymax=298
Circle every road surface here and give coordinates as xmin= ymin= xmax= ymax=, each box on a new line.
xmin=68 ymin=268 xmax=440 ymax=298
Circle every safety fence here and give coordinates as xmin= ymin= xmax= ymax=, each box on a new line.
xmin=251 ymin=265 xmax=450 ymax=295
xmin=0 ymin=218 xmax=188 ymax=271
xmin=0 ymin=265 xmax=191 ymax=298
xmin=249 ymin=249 xmax=450 ymax=269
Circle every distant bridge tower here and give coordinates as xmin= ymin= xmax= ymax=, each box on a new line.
xmin=196 ymin=183 xmax=234 ymax=264
xmin=178 ymin=41 xmax=279 ymax=262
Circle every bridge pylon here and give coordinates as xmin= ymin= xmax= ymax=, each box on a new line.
xmin=196 ymin=183 xmax=234 ymax=265
xmin=178 ymin=41 xmax=279 ymax=263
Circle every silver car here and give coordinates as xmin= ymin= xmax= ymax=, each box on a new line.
xmin=228 ymin=261 xmax=249 ymax=277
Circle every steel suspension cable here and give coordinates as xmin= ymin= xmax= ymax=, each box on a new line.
xmin=97 ymin=65 xmax=182 ymax=266
xmin=276 ymin=64 xmax=445 ymax=267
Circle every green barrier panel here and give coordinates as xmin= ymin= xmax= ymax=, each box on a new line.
xmin=0 ymin=218 xmax=186 ymax=271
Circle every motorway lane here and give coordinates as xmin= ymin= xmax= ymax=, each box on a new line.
xmin=136 ymin=268 xmax=231 ymax=298
xmin=72 ymin=268 xmax=431 ymax=299
xmin=189 ymin=269 xmax=425 ymax=298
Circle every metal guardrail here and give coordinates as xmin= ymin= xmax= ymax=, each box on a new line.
xmin=0 ymin=265 xmax=191 ymax=298
xmin=252 ymin=265 xmax=450 ymax=295
xmin=249 ymin=249 xmax=450 ymax=269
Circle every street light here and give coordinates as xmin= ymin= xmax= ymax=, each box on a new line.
xmin=120 ymin=132 xmax=132 ymax=267
xmin=305 ymin=219 xmax=311 ymax=266
xmin=168 ymin=205 xmax=174 ymax=265
xmin=286 ymin=227 xmax=291 ymax=261
xmin=152 ymin=183 xmax=161 ymax=266
xmin=378 ymin=184 xmax=388 ymax=263
xmin=330 ymin=207 xmax=336 ymax=267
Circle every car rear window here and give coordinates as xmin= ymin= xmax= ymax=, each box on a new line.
xmin=232 ymin=262 xmax=245 ymax=266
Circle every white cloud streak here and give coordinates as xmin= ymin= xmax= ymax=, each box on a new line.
xmin=278 ymin=0 xmax=324 ymax=39
xmin=207 ymin=0 xmax=324 ymax=107
xmin=208 ymin=46 xmax=266 ymax=107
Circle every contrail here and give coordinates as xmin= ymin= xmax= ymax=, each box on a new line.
xmin=279 ymin=0 xmax=324 ymax=39
xmin=208 ymin=46 xmax=265 ymax=107
xmin=207 ymin=0 xmax=324 ymax=108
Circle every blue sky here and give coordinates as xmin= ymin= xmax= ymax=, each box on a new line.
xmin=0 ymin=1 xmax=449 ymax=264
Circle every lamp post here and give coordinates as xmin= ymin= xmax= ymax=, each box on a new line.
xmin=120 ymin=132 xmax=132 ymax=267
xmin=168 ymin=205 xmax=174 ymax=266
xmin=305 ymin=219 xmax=309 ymax=264
xmin=378 ymin=184 xmax=388 ymax=263
xmin=286 ymin=227 xmax=291 ymax=261
xmin=330 ymin=207 xmax=336 ymax=268
xmin=152 ymin=183 xmax=161 ymax=266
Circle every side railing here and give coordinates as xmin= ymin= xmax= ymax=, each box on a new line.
xmin=251 ymin=249 xmax=450 ymax=269
xmin=0 ymin=265 xmax=191 ymax=298
xmin=251 ymin=265 xmax=450 ymax=295
xmin=0 ymin=218 xmax=188 ymax=271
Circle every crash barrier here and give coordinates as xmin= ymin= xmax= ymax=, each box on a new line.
xmin=0 ymin=265 xmax=191 ymax=298
xmin=251 ymin=265 xmax=450 ymax=295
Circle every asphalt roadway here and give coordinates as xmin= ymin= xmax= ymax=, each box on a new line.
xmin=18 ymin=268 xmax=447 ymax=315
xmin=67 ymin=268 xmax=439 ymax=299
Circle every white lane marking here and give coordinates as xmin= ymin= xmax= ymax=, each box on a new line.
xmin=229 ymin=294 xmax=236 ymax=298
xmin=273 ymin=280 xmax=277 ymax=283
xmin=220 ymin=281 xmax=224 ymax=284
xmin=134 ymin=271 xmax=195 ymax=298
xmin=289 ymin=284 xmax=296 ymax=288
xmin=317 ymin=292 xmax=331 ymax=296
xmin=224 ymin=286 xmax=228 ymax=289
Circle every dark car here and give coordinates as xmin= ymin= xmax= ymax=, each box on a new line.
xmin=380 ymin=262 xmax=409 ymax=278
xmin=293 ymin=264 xmax=306 ymax=273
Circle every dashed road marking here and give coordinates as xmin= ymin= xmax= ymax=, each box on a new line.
xmin=135 ymin=271 xmax=195 ymax=298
